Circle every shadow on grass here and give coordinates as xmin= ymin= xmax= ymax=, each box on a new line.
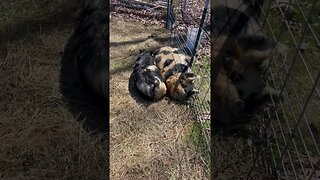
xmin=60 ymin=57 xmax=108 ymax=138
xmin=0 ymin=2 xmax=79 ymax=45
xmin=110 ymin=39 xmax=180 ymax=76
xmin=110 ymin=61 xmax=135 ymax=75
xmin=110 ymin=37 xmax=154 ymax=47
xmin=110 ymin=33 xmax=184 ymax=49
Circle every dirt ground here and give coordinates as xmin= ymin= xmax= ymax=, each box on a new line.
xmin=109 ymin=17 xmax=208 ymax=179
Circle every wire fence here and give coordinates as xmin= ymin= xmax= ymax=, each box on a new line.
xmin=166 ymin=0 xmax=211 ymax=167
xmin=111 ymin=0 xmax=167 ymax=25
xmin=212 ymin=0 xmax=320 ymax=179
xmin=259 ymin=0 xmax=320 ymax=179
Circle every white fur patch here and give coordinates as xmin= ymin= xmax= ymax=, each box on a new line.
xmin=146 ymin=65 xmax=158 ymax=71
xmin=136 ymin=82 xmax=152 ymax=97
xmin=154 ymin=76 xmax=161 ymax=82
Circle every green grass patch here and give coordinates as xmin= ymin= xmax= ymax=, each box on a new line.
xmin=187 ymin=55 xmax=211 ymax=166
xmin=192 ymin=55 xmax=211 ymax=104
xmin=188 ymin=121 xmax=211 ymax=166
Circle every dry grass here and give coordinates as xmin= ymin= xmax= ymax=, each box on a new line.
xmin=0 ymin=29 xmax=108 ymax=179
xmin=0 ymin=1 xmax=107 ymax=178
xmin=110 ymin=17 xmax=209 ymax=179
xmin=212 ymin=127 xmax=275 ymax=179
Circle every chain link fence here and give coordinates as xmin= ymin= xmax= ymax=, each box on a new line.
xmin=166 ymin=0 xmax=211 ymax=167
xmin=259 ymin=0 xmax=320 ymax=179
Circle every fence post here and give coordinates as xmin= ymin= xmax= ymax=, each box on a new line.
xmin=175 ymin=0 xmax=210 ymax=90
xmin=166 ymin=0 xmax=174 ymax=31
xmin=188 ymin=0 xmax=210 ymax=67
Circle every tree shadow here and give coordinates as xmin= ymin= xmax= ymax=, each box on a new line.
xmin=110 ymin=61 xmax=135 ymax=76
xmin=110 ymin=37 xmax=151 ymax=47
xmin=109 ymin=33 xmax=182 ymax=49
xmin=110 ymin=43 xmax=165 ymax=76
xmin=0 ymin=2 xmax=79 ymax=45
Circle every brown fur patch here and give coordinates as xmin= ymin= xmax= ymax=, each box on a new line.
xmin=213 ymin=68 xmax=242 ymax=106
xmin=154 ymin=79 xmax=167 ymax=100
xmin=154 ymin=46 xmax=195 ymax=101
xmin=166 ymin=73 xmax=187 ymax=101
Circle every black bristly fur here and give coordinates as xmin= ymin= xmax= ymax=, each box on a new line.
xmin=60 ymin=0 xmax=108 ymax=134
xmin=132 ymin=51 xmax=165 ymax=100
